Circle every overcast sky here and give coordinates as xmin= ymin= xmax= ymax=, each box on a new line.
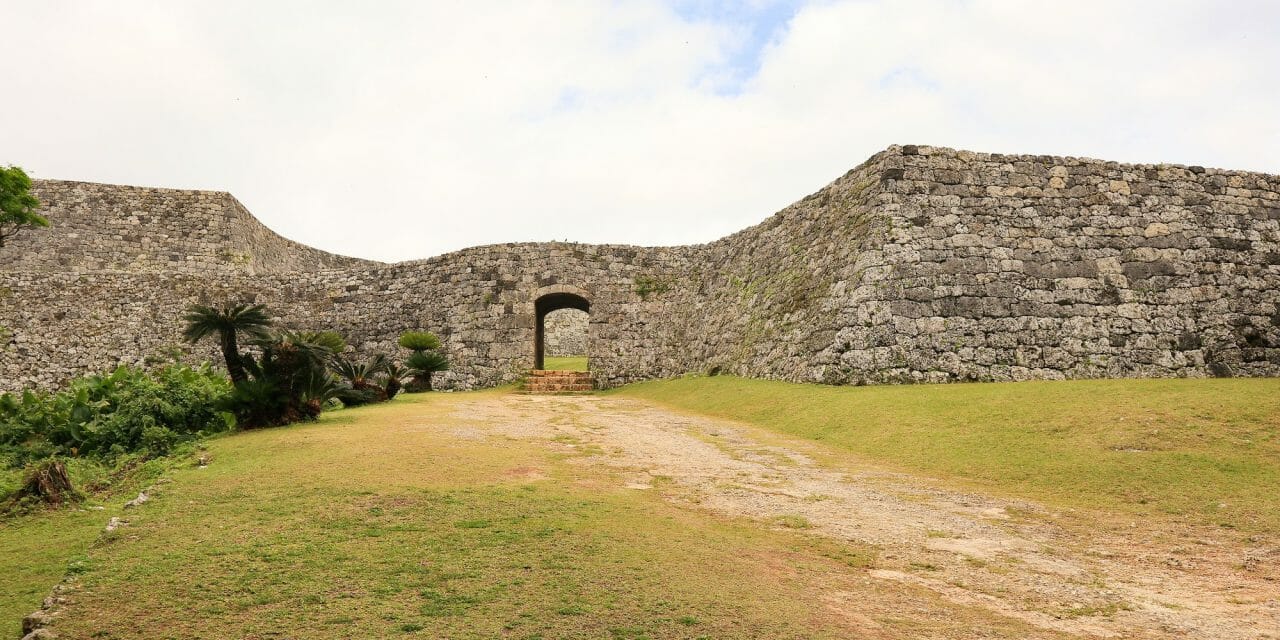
xmin=2 ymin=1 xmax=1278 ymax=263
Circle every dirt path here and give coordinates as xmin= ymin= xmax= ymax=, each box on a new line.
xmin=448 ymin=393 xmax=1278 ymax=639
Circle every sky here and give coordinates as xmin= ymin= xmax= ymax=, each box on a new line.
xmin=2 ymin=0 xmax=1278 ymax=263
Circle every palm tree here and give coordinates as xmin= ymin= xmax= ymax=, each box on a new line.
xmin=406 ymin=350 xmax=449 ymax=392
xmin=383 ymin=361 xmax=408 ymax=399
xmin=330 ymin=353 xmax=391 ymax=406
xmin=182 ymin=303 xmax=273 ymax=384
xmin=331 ymin=353 xmax=390 ymax=393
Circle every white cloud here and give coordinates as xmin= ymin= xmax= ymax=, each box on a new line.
xmin=1 ymin=0 xmax=1276 ymax=262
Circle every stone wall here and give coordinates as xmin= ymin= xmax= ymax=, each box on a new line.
xmin=2 ymin=145 xmax=1277 ymax=393
xmin=822 ymin=146 xmax=1280 ymax=383
xmin=0 ymin=181 xmax=376 ymax=275
xmin=544 ymin=309 xmax=588 ymax=356
xmin=0 ymin=242 xmax=694 ymax=391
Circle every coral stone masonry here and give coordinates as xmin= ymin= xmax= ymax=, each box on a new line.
xmin=1 ymin=145 xmax=1277 ymax=392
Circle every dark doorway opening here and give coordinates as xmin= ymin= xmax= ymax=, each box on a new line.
xmin=535 ymin=292 xmax=589 ymax=371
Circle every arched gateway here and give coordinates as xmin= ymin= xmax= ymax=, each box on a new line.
xmin=533 ymin=286 xmax=590 ymax=371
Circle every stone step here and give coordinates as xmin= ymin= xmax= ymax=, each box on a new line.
xmin=521 ymin=370 xmax=595 ymax=394
xmin=523 ymin=382 xmax=594 ymax=391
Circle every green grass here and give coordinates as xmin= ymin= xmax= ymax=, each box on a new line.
xmin=8 ymin=391 xmax=1048 ymax=638
xmin=614 ymin=376 xmax=1280 ymax=533
xmin=0 ymin=507 xmax=109 ymax=636
xmin=543 ymin=356 xmax=588 ymax=371
xmin=0 ymin=456 xmax=173 ymax=637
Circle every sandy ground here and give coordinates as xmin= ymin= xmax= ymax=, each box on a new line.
xmin=448 ymin=393 xmax=1279 ymax=639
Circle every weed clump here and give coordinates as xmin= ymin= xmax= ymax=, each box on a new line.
xmin=9 ymin=459 xmax=80 ymax=510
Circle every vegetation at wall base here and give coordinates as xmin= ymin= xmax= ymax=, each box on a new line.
xmin=183 ymin=303 xmax=440 ymax=427
xmin=399 ymin=330 xmax=449 ymax=392
xmin=0 ymin=364 xmax=232 ymax=470
xmin=614 ymin=375 xmax=1280 ymax=534
xmin=182 ymin=303 xmax=273 ymax=385
xmin=332 ymin=354 xmax=393 ymax=407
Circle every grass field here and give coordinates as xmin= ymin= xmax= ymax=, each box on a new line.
xmin=8 ymin=376 xmax=1276 ymax=637
xmin=4 ymin=390 xmax=1044 ymax=639
xmin=0 ymin=458 xmax=174 ymax=637
xmin=543 ymin=356 xmax=588 ymax=371
xmin=614 ymin=376 xmax=1280 ymax=534
xmin=0 ymin=506 xmax=110 ymax=636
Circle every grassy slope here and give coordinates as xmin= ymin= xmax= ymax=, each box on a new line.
xmin=0 ymin=508 xmax=106 ymax=636
xmin=0 ymin=459 xmax=172 ymax=637
xmin=615 ymin=376 xmax=1280 ymax=533
xmin=29 ymin=391 xmax=1049 ymax=639
xmin=543 ymin=356 xmax=588 ymax=371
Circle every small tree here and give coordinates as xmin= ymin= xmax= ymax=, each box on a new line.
xmin=228 ymin=330 xmax=336 ymax=427
xmin=331 ymin=353 xmax=390 ymax=406
xmin=399 ymin=331 xmax=448 ymax=392
xmin=406 ymin=350 xmax=449 ymax=392
xmin=0 ymin=165 xmax=47 ymax=248
xmin=383 ymin=362 xmax=408 ymax=399
xmin=183 ymin=303 xmax=274 ymax=384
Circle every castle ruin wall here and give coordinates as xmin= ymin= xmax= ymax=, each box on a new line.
xmin=2 ymin=146 xmax=1276 ymax=393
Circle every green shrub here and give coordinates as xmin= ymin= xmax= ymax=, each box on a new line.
xmin=140 ymin=425 xmax=179 ymax=456
xmin=398 ymin=331 xmax=441 ymax=351
xmin=0 ymin=364 xmax=232 ymax=467
xmin=334 ymin=386 xmax=384 ymax=407
xmin=405 ymin=350 xmax=449 ymax=392
xmin=222 ymin=330 xmax=336 ymax=428
xmin=330 ymin=354 xmax=391 ymax=406
xmin=303 ymin=330 xmax=347 ymax=354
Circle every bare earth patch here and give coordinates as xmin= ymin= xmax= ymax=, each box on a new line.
xmin=453 ymin=393 xmax=1279 ymax=639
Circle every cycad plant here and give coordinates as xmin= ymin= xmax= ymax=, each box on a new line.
xmin=222 ymin=329 xmax=337 ymax=427
xmin=182 ymin=303 xmax=273 ymax=383
xmin=383 ymin=362 xmax=408 ymax=399
xmin=331 ymin=353 xmax=391 ymax=406
xmin=405 ymin=349 xmax=449 ymax=392
xmin=398 ymin=331 xmax=448 ymax=392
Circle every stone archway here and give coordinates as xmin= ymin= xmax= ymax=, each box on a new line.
xmin=534 ymin=288 xmax=590 ymax=370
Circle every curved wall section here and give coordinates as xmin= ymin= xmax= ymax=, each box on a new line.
xmin=1 ymin=145 xmax=1277 ymax=392
xmin=0 ymin=180 xmax=376 ymax=275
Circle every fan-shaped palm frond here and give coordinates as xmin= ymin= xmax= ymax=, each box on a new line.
xmin=406 ymin=350 xmax=449 ymax=392
xmin=182 ymin=303 xmax=274 ymax=383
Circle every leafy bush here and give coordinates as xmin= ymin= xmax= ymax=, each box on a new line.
xmin=405 ymin=350 xmax=449 ymax=392
xmin=398 ymin=331 xmax=441 ymax=351
xmin=331 ymin=354 xmax=391 ymax=406
xmin=223 ymin=330 xmax=336 ymax=428
xmin=303 ymin=330 xmax=347 ymax=354
xmin=0 ymin=364 xmax=232 ymax=467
